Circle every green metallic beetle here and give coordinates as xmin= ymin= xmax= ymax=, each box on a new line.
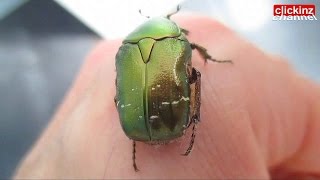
xmin=114 ymin=6 xmax=231 ymax=171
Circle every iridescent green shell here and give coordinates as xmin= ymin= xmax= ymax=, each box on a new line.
xmin=115 ymin=17 xmax=192 ymax=142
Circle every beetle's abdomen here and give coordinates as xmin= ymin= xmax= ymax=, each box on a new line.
xmin=116 ymin=37 xmax=192 ymax=141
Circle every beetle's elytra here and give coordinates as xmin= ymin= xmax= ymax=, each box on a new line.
xmin=114 ymin=6 xmax=232 ymax=172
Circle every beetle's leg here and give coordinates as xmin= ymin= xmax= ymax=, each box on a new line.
xmin=186 ymin=68 xmax=200 ymax=128
xmin=133 ymin=140 xmax=139 ymax=172
xmin=183 ymin=123 xmax=198 ymax=156
xmin=114 ymin=97 xmax=117 ymax=106
xmin=167 ymin=5 xmax=181 ymax=19
xmin=190 ymin=43 xmax=233 ymax=64
xmin=114 ymin=78 xmax=118 ymax=107
xmin=183 ymin=68 xmax=201 ymax=156
xmin=181 ymin=28 xmax=189 ymax=35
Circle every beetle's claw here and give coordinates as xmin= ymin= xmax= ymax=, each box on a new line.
xmin=134 ymin=165 xmax=140 ymax=172
xmin=181 ymin=148 xmax=193 ymax=156
xmin=181 ymin=152 xmax=190 ymax=156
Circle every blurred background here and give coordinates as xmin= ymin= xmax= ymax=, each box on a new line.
xmin=0 ymin=0 xmax=319 ymax=178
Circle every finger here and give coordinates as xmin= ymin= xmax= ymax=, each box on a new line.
xmin=13 ymin=40 xmax=120 ymax=178
xmin=176 ymin=15 xmax=320 ymax=176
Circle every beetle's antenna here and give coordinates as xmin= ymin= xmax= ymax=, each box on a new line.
xmin=139 ymin=9 xmax=150 ymax=19
xmin=166 ymin=5 xmax=181 ymax=19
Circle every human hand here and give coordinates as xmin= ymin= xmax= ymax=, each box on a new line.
xmin=14 ymin=15 xmax=320 ymax=179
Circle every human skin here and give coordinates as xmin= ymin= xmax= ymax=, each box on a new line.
xmin=14 ymin=15 xmax=320 ymax=179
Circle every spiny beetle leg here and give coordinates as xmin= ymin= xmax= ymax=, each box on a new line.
xmin=181 ymin=28 xmax=189 ymax=35
xmin=133 ymin=140 xmax=139 ymax=172
xmin=190 ymin=43 xmax=233 ymax=64
xmin=183 ymin=68 xmax=201 ymax=156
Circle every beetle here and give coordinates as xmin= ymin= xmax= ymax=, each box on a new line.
xmin=114 ymin=5 xmax=232 ymax=171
